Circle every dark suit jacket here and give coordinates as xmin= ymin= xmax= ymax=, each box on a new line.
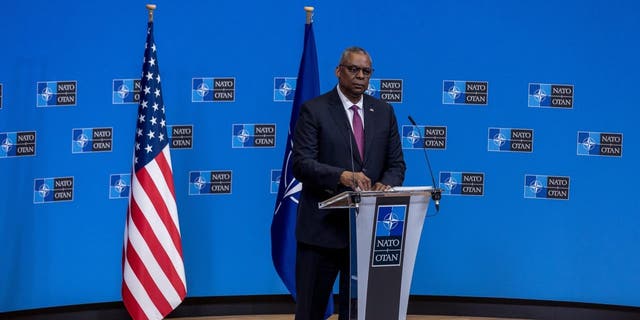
xmin=292 ymin=87 xmax=406 ymax=248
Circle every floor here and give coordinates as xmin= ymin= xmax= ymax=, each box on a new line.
xmin=173 ymin=315 xmax=529 ymax=320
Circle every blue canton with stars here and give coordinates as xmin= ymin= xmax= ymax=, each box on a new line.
xmin=134 ymin=22 xmax=168 ymax=172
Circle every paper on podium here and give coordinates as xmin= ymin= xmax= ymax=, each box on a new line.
xmin=389 ymin=186 xmax=434 ymax=192
xmin=318 ymin=186 xmax=434 ymax=209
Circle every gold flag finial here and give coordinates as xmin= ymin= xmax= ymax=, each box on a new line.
xmin=304 ymin=6 xmax=314 ymax=24
xmin=146 ymin=4 xmax=157 ymax=22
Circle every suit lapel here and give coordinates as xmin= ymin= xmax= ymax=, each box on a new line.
xmin=327 ymin=88 xmax=363 ymax=164
xmin=362 ymin=96 xmax=376 ymax=166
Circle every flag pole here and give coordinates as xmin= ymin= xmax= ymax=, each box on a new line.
xmin=304 ymin=6 xmax=314 ymax=24
xmin=146 ymin=4 xmax=156 ymax=22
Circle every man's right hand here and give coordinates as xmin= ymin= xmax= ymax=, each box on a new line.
xmin=339 ymin=171 xmax=371 ymax=191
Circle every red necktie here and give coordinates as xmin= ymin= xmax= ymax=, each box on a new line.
xmin=350 ymin=105 xmax=364 ymax=160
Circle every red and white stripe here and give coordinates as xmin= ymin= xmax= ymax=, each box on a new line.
xmin=123 ymin=147 xmax=186 ymax=320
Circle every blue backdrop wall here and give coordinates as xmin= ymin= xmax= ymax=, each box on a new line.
xmin=1 ymin=0 xmax=639 ymax=313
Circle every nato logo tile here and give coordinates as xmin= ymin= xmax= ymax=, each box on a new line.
xmin=274 ymin=77 xmax=296 ymax=102
xmin=488 ymin=127 xmax=533 ymax=153
xmin=109 ymin=174 xmax=131 ymax=199
xmin=372 ymin=205 xmax=407 ymax=267
xmin=528 ymin=83 xmax=573 ymax=108
xmin=232 ymin=124 xmax=276 ymax=148
xmin=366 ymin=79 xmax=403 ymax=103
xmin=524 ymin=174 xmax=570 ymax=200
xmin=37 ymin=81 xmax=77 ymax=107
xmin=439 ymin=171 xmax=484 ymax=196
xmin=168 ymin=125 xmax=194 ymax=149
xmin=577 ymin=131 xmax=622 ymax=157
xmin=192 ymin=77 xmax=235 ymax=102
xmin=0 ymin=131 xmax=36 ymax=158
xmin=189 ymin=170 xmax=232 ymax=195
xmin=113 ymin=79 xmax=141 ymax=104
xmin=34 ymin=176 xmax=74 ymax=203
xmin=72 ymin=128 xmax=113 ymax=153
xmin=443 ymin=80 xmax=488 ymax=105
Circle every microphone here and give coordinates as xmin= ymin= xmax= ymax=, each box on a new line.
xmin=346 ymin=122 xmax=361 ymax=205
xmin=408 ymin=115 xmax=442 ymax=212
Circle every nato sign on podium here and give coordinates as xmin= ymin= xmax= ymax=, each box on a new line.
xmin=318 ymin=186 xmax=436 ymax=320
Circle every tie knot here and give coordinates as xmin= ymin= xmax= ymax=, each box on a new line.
xmin=350 ymin=105 xmax=359 ymax=112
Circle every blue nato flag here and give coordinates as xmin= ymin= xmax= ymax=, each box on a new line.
xmin=271 ymin=21 xmax=333 ymax=318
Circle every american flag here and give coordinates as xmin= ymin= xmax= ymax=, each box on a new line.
xmin=122 ymin=22 xmax=187 ymax=320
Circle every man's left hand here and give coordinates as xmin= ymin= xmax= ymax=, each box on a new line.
xmin=372 ymin=182 xmax=391 ymax=191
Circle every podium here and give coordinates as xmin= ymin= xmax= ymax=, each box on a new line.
xmin=318 ymin=186 xmax=435 ymax=320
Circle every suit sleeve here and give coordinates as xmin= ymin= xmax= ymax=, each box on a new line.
xmin=378 ymin=107 xmax=406 ymax=187
xmin=292 ymin=102 xmax=344 ymax=192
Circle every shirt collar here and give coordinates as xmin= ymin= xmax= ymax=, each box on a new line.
xmin=336 ymin=84 xmax=363 ymax=111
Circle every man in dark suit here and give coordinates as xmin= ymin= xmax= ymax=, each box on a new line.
xmin=292 ymin=47 xmax=406 ymax=320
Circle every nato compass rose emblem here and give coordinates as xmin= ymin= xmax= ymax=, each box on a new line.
xmin=581 ymin=136 xmax=596 ymax=151
xmin=41 ymin=86 xmax=54 ymax=102
xmin=533 ymin=88 xmax=547 ymax=103
xmin=39 ymin=183 xmax=51 ymax=198
xmin=406 ymin=129 xmax=421 ymax=145
xmin=383 ymin=211 xmax=400 ymax=232
xmin=274 ymin=152 xmax=303 ymax=214
xmin=75 ymin=133 xmax=89 ymax=148
xmin=114 ymin=179 xmax=128 ymax=194
xmin=117 ymin=83 xmax=131 ymax=99
xmin=278 ymin=82 xmax=292 ymax=97
xmin=365 ymin=83 xmax=377 ymax=96
xmin=529 ymin=179 xmax=543 ymax=194
xmin=236 ymin=128 xmax=250 ymax=144
xmin=280 ymin=174 xmax=302 ymax=207
xmin=448 ymin=85 xmax=461 ymax=100
xmin=1 ymin=137 xmax=13 ymax=153
xmin=196 ymin=82 xmax=210 ymax=97
xmin=193 ymin=175 xmax=206 ymax=190
xmin=492 ymin=132 xmax=506 ymax=147
xmin=444 ymin=176 xmax=457 ymax=191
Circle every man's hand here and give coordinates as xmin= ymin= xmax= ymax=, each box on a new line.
xmin=340 ymin=171 xmax=371 ymax=191
xmin=372 ymin=182 xmax=391 ymax=191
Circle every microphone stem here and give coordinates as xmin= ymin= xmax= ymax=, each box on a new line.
xmin=409 ymin=115 xmax=442 ymax=212
xmin=422 ymin=147 xmax=437 ymax=188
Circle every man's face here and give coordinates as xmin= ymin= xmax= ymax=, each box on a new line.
xmin=336 ymin=52 xmax=372 ymax=102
